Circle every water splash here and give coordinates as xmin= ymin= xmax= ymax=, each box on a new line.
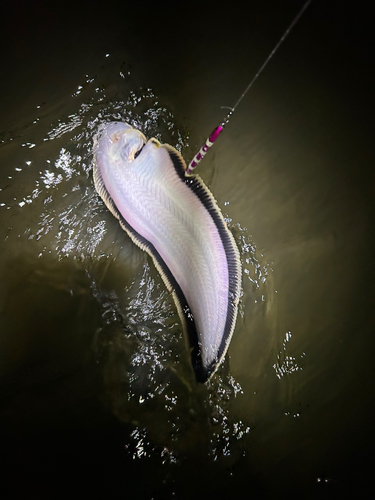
xmin=227 ymin=221 xmax=274 ymax=320
xmin=206 ymin=372 xmax=251 ymax=462
xmin=273 ymin=331 xmax=306 ymax=379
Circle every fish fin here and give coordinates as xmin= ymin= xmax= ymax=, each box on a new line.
xmin=162 ymin=143 xmax=242 ymax=380
xmin=93 ymin=159 xmax=121 ymax=222
xmin=161 ymin=144 xmax=188 ymax=176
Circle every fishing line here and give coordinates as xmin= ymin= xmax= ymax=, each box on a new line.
xmin=186 ymin=0 xmax=313 ymax=174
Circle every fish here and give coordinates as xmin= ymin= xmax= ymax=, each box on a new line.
xmin=93 ymin=122 xmax=241 ymax=382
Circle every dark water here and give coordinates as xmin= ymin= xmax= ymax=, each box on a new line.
xmin=1 ymin=1 xmax=374 ymax=498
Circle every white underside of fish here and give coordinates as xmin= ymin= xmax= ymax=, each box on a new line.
xmin=93 ymin=122 xmax=241 ymax=382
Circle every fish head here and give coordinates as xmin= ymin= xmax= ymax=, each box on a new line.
xmin=111 ymin=127 xmax=147 ymax=163
xmin=95 ymin=122 xmax=147 ymax=165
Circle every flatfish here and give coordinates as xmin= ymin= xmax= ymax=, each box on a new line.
xmin=93 ymin=122 xmax=241 ymax=382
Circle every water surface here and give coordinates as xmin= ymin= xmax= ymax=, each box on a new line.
xmin=0 ymin=1 xmax=374 ymax=498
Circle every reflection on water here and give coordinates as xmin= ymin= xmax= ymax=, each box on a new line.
xmin=273 ymin=331 xmax=305 ymax=379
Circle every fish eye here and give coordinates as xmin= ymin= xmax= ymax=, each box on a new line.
xmin=111 ymin=132 xmax=121 ymax=143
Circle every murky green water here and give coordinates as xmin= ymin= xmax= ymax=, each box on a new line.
xmin=1 ymin=1 xmax=374 ymax=498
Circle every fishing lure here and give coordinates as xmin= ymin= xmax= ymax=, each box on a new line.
xmin=187 ymin=0 xmax=312 ymax=174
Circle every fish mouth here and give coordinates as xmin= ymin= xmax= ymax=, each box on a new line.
xmin=134 ymin=143 xmax=145 ymax=159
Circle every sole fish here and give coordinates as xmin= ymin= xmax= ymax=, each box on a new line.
xmin=93 ymin=122 xmax=241 ymax=382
